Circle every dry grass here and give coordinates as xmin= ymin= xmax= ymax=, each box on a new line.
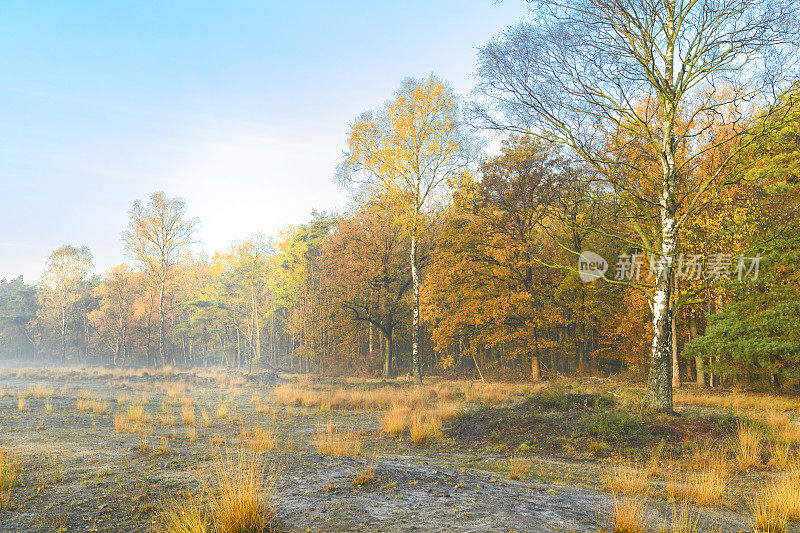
xmin=76 ymin=397 xmax=109 ymax=414
xmin=666 ymin=462 xmax=729 ymax=506
xmin=380 ymin=403 xmax=410 ymax=436
xmin=751 ymin=483 xmax=789 ymax=533
xmin=158 ymin=411 xmax=177 ymax=427
xmin=274 ymin=379 xmax=526 ymax=414
xmin=506 ymin=455 xmax=531 ymax=481
xmin=664 ymin=500 xmax=700 ymax=533
xmin=750 ymin=468 xmax=800 ymax=529
xmin=352 ymin=454 xmax=376 ymax=486
xmin=240 ymin=426 xmax=277 ymax=452
xmin=0 ymin=450 xmax=21 ymax=509
xmin=603 ymin=493 xmax=648 ymax=533
xmin=409 ymin=412 xmax=441 ymax=447
xmin=159 ymin=493 xmax=209 ymax=533
xmin=735 ymin=420 xmax=764 ymax=471
xmin=676 ymin=390 xmax=800 ymax=414
xmin=206 ymin=448 xmax=277 ymax=532
xmin=161 ymin=447 xmax=277 ymax=533
xmin=17 ymin=394 xmax=26 ymax=412
xmin=27 ymin=384 xmax=54 ymax=398
xmin=181 ymin=405 xmax=196 ymax=426
xmin=126 ymin=403 xmax=149 ymax=423
xmin=316 ymin=421 xmax=363 ymax=457
xmin=762 ymin=411 xmax=800 ymax=445
xmin=273 ymin=384 xmax=322 ymax=407
xmin=605 ymin=462 xmax=649 ymax=496
xmin=214 ymin=404 xmax=229 ymax=420
xmin=769 ymin=440 xmax=792 ymax=470
xmin=114 ymin=403 xmax=152 ymax=434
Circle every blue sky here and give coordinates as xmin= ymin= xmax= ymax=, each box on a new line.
xmin=0 ymin=1 xmax=529 ymax=282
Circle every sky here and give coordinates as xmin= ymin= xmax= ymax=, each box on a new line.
xmin=0 ymin=1 xmax=529 ymax=283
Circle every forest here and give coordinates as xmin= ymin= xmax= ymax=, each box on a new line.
xmin=2 ymin=75 xmax=799 ymax=402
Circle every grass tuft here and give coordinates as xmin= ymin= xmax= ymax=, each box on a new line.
xmin=316 ymin=421 xmax=362 ymax=457
xmin=735 ymin=419 xmax=763 ymax=471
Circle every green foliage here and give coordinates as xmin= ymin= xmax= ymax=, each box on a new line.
xmin=0 ymin=277 xmax=37 ymax=356
xmin=579 ymin=409 xmax=643 ymax=442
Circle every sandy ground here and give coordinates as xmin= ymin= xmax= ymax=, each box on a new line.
xmin=0 ymin=367 xmax=786 ymax=532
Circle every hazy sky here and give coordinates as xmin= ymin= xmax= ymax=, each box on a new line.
xmin=0 ymin=1 xmax=529 ymax=282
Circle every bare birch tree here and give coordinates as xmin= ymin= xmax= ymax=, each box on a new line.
xmin=40 ymin=245 xmax=94 ymax=363
xmin=338 ymin=75 xmax=475 ymax=384
xmin=473 ymin=0 xmax=800 ymax=410
xmin=124 ymin=192 xmax=197 ymax=366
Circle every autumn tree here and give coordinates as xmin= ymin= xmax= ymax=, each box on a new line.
xmin=90 ymin=265 xmax=140 ymax=365
xmin=339 ymin=75 xmax=474 ymax=383
xmin=272 ymin=213 xmax=334 ymax=372
xmin=473 ymin=0 xmax=800 ymax=410
xmin=39 ymin=245 xmax=94 ymax=363
xmin=211 ymin=235 xmax=274 ymax=371
xmin=319 ymin=202 xmax=412 ymax=377
xmin=124 ymin=192 xmax=197 ymax=365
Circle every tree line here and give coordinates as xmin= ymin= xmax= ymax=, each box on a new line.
xmin=2 ymin=0 xmax=800 ymax=412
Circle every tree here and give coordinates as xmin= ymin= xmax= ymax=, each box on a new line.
xmin=473 ymin=0 xmax=800 ymax=410
xmin=213 ymin=235 xmax=274 ymax=372
xmin=39 ymin=245 xmax=94 ymax=363
xmin=0 ymin=277 xmax=37 ymax=358
xmin=685 ymin=85 xmax=800 ymax=390
xmin=124 ymin=192 xmax=197 ymax=365
xmin=320 ymin=202 xmax=412 ymax=378
xmin=339 ymin=75 xmax=475 ymax=384
xmin=90 ymin=265 xmax=140 ymax=365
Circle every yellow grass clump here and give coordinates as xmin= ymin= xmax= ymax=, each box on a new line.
xmin=506 ymin=455 xmax=531 ymax=481
xmin=17 ymin=395 xmax=26 ymax=412
xmin=751 ymin=483 xmax=789 ymax=533
xmin=769 ymin=440 xmax=792 ymax=470
xmin=76 ymin=397 xmax=109 ymax=414
xmin=181 ymin=405 xmax=196 ymax=426
xmin=160 ymin=447 xmax=277 ymax=533
xmin=380 ymin=403 xmax=410 ymax=436
xmin=352 ymin=453 xmax=376 ymax=487
xmin=27 ymin=384 xmax=54 ymax=398
xmin=666 ymin=462 xmax=729 ymax=507
xmin=735 ymin=420 xmax=764 ymax=471
xmin=409 ymin=412 xmax=441 ymax=447
xmin=663 ymin=500 xmax=700 ymax=533
xmin=0 ymin=450 xmax=21 ymax=509
xmin=240 ymin=426 xmax=277 ymax=452
xmin=207 ymin=448 xmax=277 ymax=532
xmin=159 ymin=493 xmax=209 ymax=533
xmin=605 ymin=462 xmax=649 ymax=496
xmin=751 ymin=469 xmax=800 ymax=527
xmin=316 ymin=421 xmax=363 ymax=457
xmin=603 ymin=493 xmax=649 ymax=533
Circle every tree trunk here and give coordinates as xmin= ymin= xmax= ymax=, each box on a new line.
xmin=647 ymin=5 xmax=678 ymax=412
xmin=672 ymin=309 xmax=680 ymax=388
xmin=158 ymin=281 xmax=165 ymax=366
xmin=60 ymin=304 xmax=67 ymax=364
xmin=381 ymin=328 xmax=393 ymax=379
xmin=252 ymin=284 xmax=261 ymax=366
xmin=531 ymin=354 xmax=541 ymax=381
xmin=410 ymin=230 xmax=422 ymax=384
xmin=690 ymin=312 xmax=703 ymax=385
